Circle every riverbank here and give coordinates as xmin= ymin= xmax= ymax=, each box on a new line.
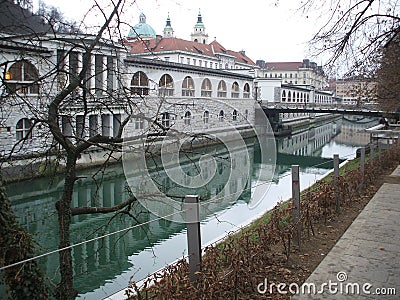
xmin=125 ymin=144 xmax=400 ymax=299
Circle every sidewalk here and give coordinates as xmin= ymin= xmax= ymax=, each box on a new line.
xmin=294 ymin=166 xmax=400 ymax=299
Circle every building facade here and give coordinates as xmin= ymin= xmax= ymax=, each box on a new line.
xmin=256 ymin=59 xmax=328 ymax=90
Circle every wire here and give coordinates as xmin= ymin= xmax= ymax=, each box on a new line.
xmin=0 ymin=208 xmax=188 ymax=271
xmin=2 ymin=146 xmax=362 ymax=271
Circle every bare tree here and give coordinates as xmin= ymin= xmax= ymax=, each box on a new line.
xmin=376 ymin=30 xmax=400 ymax=113
xmin=300 ymin=0 xmax=400 ymax=76
xmin=0 ymin=0 xmax=144 ymax=298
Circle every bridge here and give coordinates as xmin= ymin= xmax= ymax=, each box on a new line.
xmin=261 ymin=104 xmax=390 ymax=117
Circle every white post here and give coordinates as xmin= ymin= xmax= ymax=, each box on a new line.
xmin=292 ymin=165 xmax=301 ymax=247
xmin=360 ymin=147 xmax=365 ymax=175
xmin=333 ymin=154 xmax=340 ymax=212
xmin=185 ymin=195 xmax=201 ymax=282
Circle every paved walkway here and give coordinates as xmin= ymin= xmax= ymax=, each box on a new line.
xmin=294 ymin=166 xmax=400 ymax=299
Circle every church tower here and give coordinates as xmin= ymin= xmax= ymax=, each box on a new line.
xmin=190 ymin=10 xmax=208 ymax=44
xmin=163 ymin=14 xmax=174 ymax=38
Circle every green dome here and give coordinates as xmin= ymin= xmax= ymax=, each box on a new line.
xmin=128 ymin=13 xmax=156 ymax=38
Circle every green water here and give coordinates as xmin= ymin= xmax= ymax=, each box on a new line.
xmin=3 ymin=116 xmax=377 ymax=299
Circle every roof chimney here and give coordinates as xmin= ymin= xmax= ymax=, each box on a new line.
xmin=239 ymin=50 xmax=246 ymax=56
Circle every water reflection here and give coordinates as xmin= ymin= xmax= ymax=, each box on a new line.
xmin=4 ymin=116 xmax=377 ymax=299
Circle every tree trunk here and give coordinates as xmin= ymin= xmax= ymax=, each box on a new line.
xmin=55 ymin=151 xmax=78 ymax=300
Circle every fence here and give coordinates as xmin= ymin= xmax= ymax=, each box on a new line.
xmin=125 ymin=140 xmax=400 ymax=299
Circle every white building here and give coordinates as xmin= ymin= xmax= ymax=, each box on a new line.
xmin=0 ymin=4 xmax=257 ymax=161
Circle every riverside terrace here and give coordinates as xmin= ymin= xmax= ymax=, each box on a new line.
xmin=261 ymin=103 xmax=397 ymax=118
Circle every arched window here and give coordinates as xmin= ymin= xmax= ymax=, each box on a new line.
xmin=161 ymin=112 xmax=171 ymax=128
xmin=203 ymin=111 xmax=209 ymax=124
xmin=16 ymin=118 xmax=32 ymax=140
xmin=218 ymin=110 xmax=224 ymax=122
xmin=5 ymin=60 xmax=39 ymax=94
xmin=300 ymin=93 xmax=304 ymax=102
xmin=201 ymin=78 xmax=212 ymax=97
xmin=288 ymin=91 xmax=292 ymax=102
xmin=232 ymin=109 xmax=238 ymax=121
xmin=243 ymin=83 xmax=250 ymax=98
xmin=231 ymin=82 xmax=239 ymax=98
xmin=282 ymin=90 xmax=287 ymax=102
xmin=217 ymin=80 xmax=227 ymax=97
xmin=182 ymin=76 xmax=195 ymax=97
xmin=159 ymin=74 xmax=174 ymax=96
xmin=131 ymin=71 xmax=149 ymax=96
xmin=184 ymin=111 xmax=191 ymax=125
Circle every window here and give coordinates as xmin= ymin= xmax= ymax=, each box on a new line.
xmin=218 ymin=110 xmax=224 ymax=122
xmin=199 ymin=60 xmax=202 ymax=67
xmin=231 ymin=82 xmax=239 ymax=98
xmin=187 ymin=58 xmax=190 ymax=65
xmin=203 ymin=111 xmax=209 ymax=124
xmin=5 ymin=61 xmax=39 ymax=94
xmin=61 ymin=115 xmax=72 ymax=136
xmin=182 ymin=76 xmax=195 ymax=97
xmin=106 ymin=56 xmax=114 ymax=94
xmin=244 ymin=109 xmax=248 ymax=120
xmin=217 ymin=80 xmax=227 ymax=97
xmin=288 ymin=91 xmax=292 ymax=102
xmin=16 ymin=118 xmax=32 ymax=140
xmin=131 ymin=71 xmax=149 ymax=96
xmin=161 ymin=112 xmax=170 ymax=128
xmin=159 ymin=74 xmax=174 ymax=97
xmin=89 ymin=115 xmax=98 ymax=137
xmin=184 ymin=111 xmax=191 ymax=125
xmin=95 ymin=55 xmax=104 ymax=97
xmin=164 ymin=57 xmax=170 ymax=62
xmin=201 ymin=78 xmax=212 ymax=97
xmin=101 ymin=114 xmax=111 ymax=136
xmin=232 ymin=110 xmax=238 ymax=121
xmin=193 ymin=59 xmax=196 ymax=65
xmin=113 ymin=114 xmax=121 ymax=137
xmin=76 ymin=115 xmax=85 ymax=138
xmin=180 ymin=57 xmax=184 ymax=64
xmin=282 ymin=90 xmax=286 ymax=102
xmin=243 ymin=83 xmax=250 ymax=98
xmin=204 ymin=61 xmax=208 ymax=68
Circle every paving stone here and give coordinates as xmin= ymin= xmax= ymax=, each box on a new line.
xmin=294 ymin=176 xmax=400 ymax=300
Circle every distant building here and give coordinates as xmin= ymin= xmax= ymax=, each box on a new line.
xmin=256 ymin=59 xmax=328 ymax=90
xmin=125 ymin=12 xmax=258 ymax=72
xmin=334 ymin=78 xmax=377 ymax=106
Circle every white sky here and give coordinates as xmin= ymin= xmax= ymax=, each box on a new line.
xmin=35 ymin=0 xmax=325 ymax=64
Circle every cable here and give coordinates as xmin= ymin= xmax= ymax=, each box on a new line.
xmin=0 ymin=208 xmax=188 ymax=271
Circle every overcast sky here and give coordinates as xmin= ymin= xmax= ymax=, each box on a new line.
xmin=36 ymin=0 xmax=325 ymax=64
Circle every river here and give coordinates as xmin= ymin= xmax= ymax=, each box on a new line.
xmin=3 ymin=116 xmax=377 ymax=299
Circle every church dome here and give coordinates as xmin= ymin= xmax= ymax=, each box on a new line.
xmin=128 ymin=13 xmax=156 ymax=39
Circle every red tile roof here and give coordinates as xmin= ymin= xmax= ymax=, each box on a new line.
xmin=265 ymin=62 xmax=303 ymax=71
xmin=125 ymin=37 xmax=256 ymax=66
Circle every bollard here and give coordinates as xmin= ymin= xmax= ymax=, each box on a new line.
xmin=185 ymin=195 xmax=201 ymax=283
xmin=360 ymin=147 xmax=365 ymax=175
xmin=370 ymin=144 xmax=375 ymax=165
xmin=333 ymin=154 xmax=340 ymax=212
xmin=378 ymin=142 xmax=382 ymax=160
xmin=291 ymin=165 xmax=301 ymax=247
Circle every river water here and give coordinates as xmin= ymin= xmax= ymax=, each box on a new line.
xmin=4 ymin=116 xmax=377 ymax=299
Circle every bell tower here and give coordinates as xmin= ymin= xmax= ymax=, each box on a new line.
xmin=190 ymin=10 xmax=208 ymax=44
xmin=163 ymin=14 xmax=174 ymax=38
